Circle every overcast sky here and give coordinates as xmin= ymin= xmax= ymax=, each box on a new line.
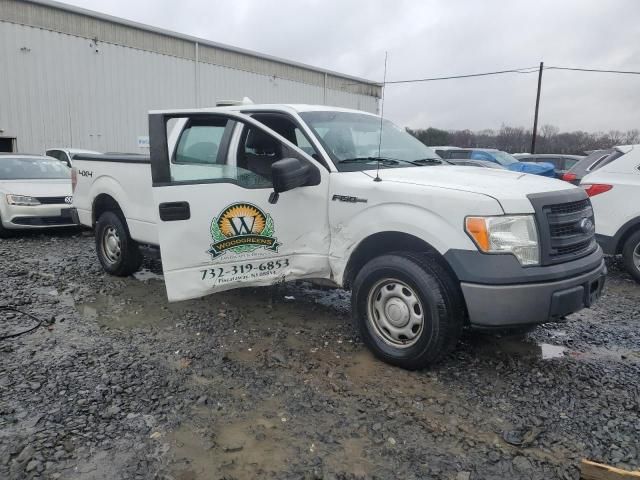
xmin=61 ymin=0 xmax=640 ymax=133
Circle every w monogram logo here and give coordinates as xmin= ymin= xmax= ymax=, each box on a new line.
xmin=229 ymin=216 xmax=256 ymax=236
xmin=208 ymin=203 xmax=280 ymax=259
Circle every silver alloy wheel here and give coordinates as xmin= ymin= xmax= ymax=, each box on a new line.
xmin=102 ymin=226 xmax=121 ymax=265
xmin=634 ymin=242 xmax=640 ymax=270
xmin=366 ymin=278 xmax=425 ymax=348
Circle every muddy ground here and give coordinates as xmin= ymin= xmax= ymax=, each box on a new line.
xmin=0 ymin=231 xmax=639 ymax=480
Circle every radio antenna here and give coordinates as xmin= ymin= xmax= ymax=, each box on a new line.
xmin=374 ymin=51 xmax=388 ymax=182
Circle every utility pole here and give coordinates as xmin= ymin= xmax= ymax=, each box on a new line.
xmin=530 ymin=61 xmax=543 ymax=154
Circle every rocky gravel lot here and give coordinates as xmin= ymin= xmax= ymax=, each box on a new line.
xmin=1 ymin=231 xmax=639 ymax=480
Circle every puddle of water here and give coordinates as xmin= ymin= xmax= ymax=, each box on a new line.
xmin=540 ymin=343 xmax=567 ymax=359
xmin=133 ymin=269 xmax=164 ymax=282
xmin=35 ymin=286 xmax=76 ymax=308
xmin=550 ymin=330 xmax=568 ymax=338
xmin=35 ymin=286 xmax=59 ymax=297
xmin=74 ymin=280 xmax=176 ymax=329
xmin=168 ymin=411 xmax=290 ymax=479
xmin=471 ymin=335 xmax=568 ymax=361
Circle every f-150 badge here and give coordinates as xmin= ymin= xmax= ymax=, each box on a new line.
xmin=208 ymin=203 xmax=280 ymax=259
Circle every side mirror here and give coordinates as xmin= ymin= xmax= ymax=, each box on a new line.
xmin=271 ymin=157 xmax=310 ymax=194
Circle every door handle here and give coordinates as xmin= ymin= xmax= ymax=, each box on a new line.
xmin=159 ymin=201 xmax=190 ymax=221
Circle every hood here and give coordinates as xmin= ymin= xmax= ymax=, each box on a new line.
xmin=508 ymin=161 xmax=556 ymax=177
xmin=366 ymin=165 xmax=578 ymax=213
xmin=0 ymin=179 xmax=72 ymax=197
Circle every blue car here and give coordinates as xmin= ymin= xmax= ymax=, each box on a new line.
xmin=444 ymin=148 xmax=556 ymax=177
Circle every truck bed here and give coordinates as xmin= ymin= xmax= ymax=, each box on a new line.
xmin=72 ymin=153 xmax=159 ymax=246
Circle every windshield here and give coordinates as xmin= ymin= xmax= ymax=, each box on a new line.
xmin=0 ymin=157 xmax=71 ymax=180
xmin=299 ymin=111 xmax=443 ymax=171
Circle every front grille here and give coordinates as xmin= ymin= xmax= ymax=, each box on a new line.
xmin=556 ymin=239 xmax=594 ymax=256
xmin=528 ymin=191 xmax=597 ymax=266
xmin=550 ymin=223 xmax=580 ymax=237
xmin=548 ymin=199 xmax=590 ymax=215
xmin=543 ymin=199 xmax=596 ymax=264
xmin=36 ymin=196 xmax=68 ymax=204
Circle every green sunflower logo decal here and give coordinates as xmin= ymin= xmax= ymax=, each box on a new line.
xmin=208 ymin=203 xmax=280 ymax=259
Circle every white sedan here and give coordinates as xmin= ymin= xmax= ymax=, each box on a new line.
xmin=0 ymin=154 xmax=77 ymax=237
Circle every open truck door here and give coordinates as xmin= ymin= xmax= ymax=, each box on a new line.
xmin=149 ymin=110 xmax=331 ymax=302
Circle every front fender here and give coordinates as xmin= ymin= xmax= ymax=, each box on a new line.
xmin=329 ymin=202 xmax=495 ymax=285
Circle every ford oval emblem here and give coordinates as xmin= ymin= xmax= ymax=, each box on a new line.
xmin=64 ymin=196 xmax=73 ymax=204
xmin=579 ymin=218 xmax=594 ymax=235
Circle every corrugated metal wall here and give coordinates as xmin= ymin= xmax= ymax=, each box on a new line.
xmin=0 ymin=6 xmax=379 ymax=153
xmin=1 ymin=21 xmax=197 ymax=152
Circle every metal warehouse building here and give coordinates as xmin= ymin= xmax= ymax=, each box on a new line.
xmin=0 ymin=0 xmax=381 ymax=153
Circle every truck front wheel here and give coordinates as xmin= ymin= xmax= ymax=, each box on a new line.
xmin=352 ymin=252 xmax=464 ymax=370
xmin=621 ymin=229 xmax=640 ymax=283
xmin=95 ymin=211 xmax=142 ymax=276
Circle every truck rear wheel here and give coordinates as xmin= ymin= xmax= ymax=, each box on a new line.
xmin=95 ymin=211 xmax=142 ymax=276
xmin=351 ymin=252 xmax=464 ymax=370
xmin=621 ymin=230 xmax=640 ymax=283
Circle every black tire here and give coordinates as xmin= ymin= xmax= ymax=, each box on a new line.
xmin=621 ymin=229 xmax=640 ymax=283
xmin=351 ymin=252 xmax=464 ymax=370
xmin=95 ymin=211 xmax=142 ymax=276
xmin=0 ymin=227 xmax=12 ymax=239
xmin=0 ymin=215 xmax=13 ymax=239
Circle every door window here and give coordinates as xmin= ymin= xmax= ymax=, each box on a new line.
xmin=174 ymin=122 xmax=225 ymax=165
xmin=248 ymin=112 xmax=324 ymax=167
xmin=170 ymin=119 xmax=236 ymax=183
xmin=235 ymin=126 xmax=286 ymax=188
xmin=563 ymin=158 xmax=579 ymax=170
xmin=167 ymin=116 xmax=304 ymax=189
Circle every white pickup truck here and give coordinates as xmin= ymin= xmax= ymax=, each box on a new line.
xmin=72 ymin=104 xmax=606 ymax=369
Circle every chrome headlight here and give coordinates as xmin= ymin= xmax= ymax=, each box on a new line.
xmin=6 ymin=194 xmax=41 ymax=206
xmin=465 ymin=215 xmax=540 ymax=266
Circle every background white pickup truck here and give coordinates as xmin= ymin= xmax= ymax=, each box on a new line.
xmin=72 ymin=104 xmax=606 ymax=369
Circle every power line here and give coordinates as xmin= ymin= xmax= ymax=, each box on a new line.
xmin=545 ymin=66 xmax=640 ymax=75
xmin=384 ymin=66 xmax=540 ymax=84
xmin=380 ymin=65 xmax=640 ymax=85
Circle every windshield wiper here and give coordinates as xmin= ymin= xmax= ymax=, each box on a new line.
xmin=340 ymin=156 xmax=400 ymax=164
xmin=340 ymin=156 xmax=446 ymax=166
xmin=412 ymin=157 xmax=445 ymax=165
xmin=341 ymin=156 xmax=437 ymax=166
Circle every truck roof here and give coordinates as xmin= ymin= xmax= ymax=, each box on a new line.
xmin=46 ymin=148 xmax=101 ymax=154
xmin=149 ymin=104 xmax=378 ymax=116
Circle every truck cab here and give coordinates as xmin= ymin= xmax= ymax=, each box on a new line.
xmin=72 ymin=105 xmax=606 ymax=369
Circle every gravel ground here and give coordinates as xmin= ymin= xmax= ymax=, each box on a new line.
xmin=1 ymin=231 xmax=639 ymax=480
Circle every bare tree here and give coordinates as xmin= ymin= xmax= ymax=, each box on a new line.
xmin=606 ymin=130 xmax=625 ymax=145
xmin=623 ymin=129 xmax=640 ymax=144
xmin=406 ymin=124 xmax=640 ymax=154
